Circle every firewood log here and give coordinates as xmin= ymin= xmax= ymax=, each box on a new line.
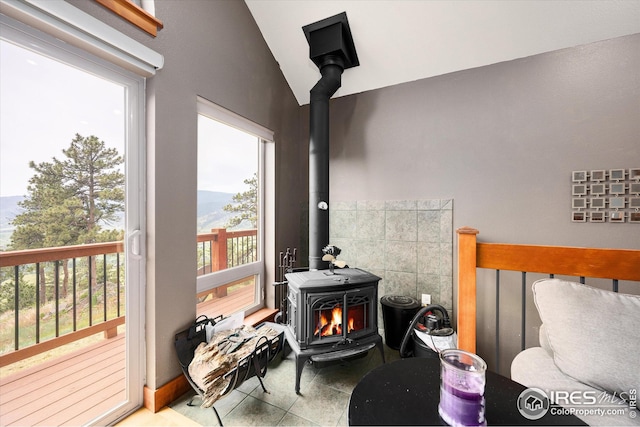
xmin=188 ymin=325 xmax=279 ymax=407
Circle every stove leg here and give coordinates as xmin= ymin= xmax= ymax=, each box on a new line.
xmin=295 ymin=353 xmax=310 ymax=394
xmin=375 ymin=338 xmax=386 ymax=364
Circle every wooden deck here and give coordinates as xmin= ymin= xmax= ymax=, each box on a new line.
xmin=0 ymin=334 xmax=126 ymax=426
xmin=0 ymin=284 xmax=262 ymax=426
xmin=196 ymin=281 xmax=256 ymax=318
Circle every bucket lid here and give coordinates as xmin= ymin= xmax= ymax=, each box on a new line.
xmin=380 ymin=295 xmax=420 ymax=309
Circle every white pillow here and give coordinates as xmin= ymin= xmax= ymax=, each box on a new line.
xmin=533 ymin=278 xmax=640 ymax=406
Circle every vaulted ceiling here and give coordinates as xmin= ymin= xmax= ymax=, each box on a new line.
xmin=245 ymin=0 xmax=640 ymax=106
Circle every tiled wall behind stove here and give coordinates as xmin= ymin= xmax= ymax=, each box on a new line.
xmin=329 ymin=199 xmax=454 ymax=316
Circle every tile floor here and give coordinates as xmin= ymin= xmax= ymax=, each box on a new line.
xmin=165 ymin=344 xmax=401 ymax=426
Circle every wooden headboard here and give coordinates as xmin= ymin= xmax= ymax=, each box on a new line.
xmin=456 ymin=226 xmax=640 ymax=354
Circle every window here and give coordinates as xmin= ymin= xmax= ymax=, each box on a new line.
xmin=196 ymin=98 xmax=273 ymax=317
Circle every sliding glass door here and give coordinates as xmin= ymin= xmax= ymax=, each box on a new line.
xmin=0 ymin=15 xmax=144 ymax=425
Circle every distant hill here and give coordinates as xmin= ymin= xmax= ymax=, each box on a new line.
xmin=197 ymin=190 xmax=235 ymax=232
xmin=0 ymin=196 xmax=24 ymax=249
xmin=0 ymin=191 xmax=237 ymax=249
xmin=0 ymin=195 xmax=24 ymax=230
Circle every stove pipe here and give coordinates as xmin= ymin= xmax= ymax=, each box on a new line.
xmin=302 ymin=12 xmax=359 ymax=270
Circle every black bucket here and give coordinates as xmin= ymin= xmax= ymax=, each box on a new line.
xmin=380 ymin=295 xmax=420 ymax=350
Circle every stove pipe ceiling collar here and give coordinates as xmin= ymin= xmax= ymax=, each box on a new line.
xmin=302 ymin=12 xmax=359 ymax=71
xmin=303 ymin=12 xmax=359 ymax=270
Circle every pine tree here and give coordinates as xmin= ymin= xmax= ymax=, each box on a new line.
xmin=223 ymin=173 xmax=258 ymax=229
xmin=223 ymin=173 xmax=258 ymax=266
xmin=57 ymin=134 xmax=124 ymax=241
xmin=10 ymin=134 xmax=124 ymax=301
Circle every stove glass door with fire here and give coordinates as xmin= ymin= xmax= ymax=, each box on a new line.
xmin=307 ymin=287 xmax=376 ymax=347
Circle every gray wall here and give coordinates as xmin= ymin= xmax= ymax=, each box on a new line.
xmin=324 ymin=33 xmax=640 ymax=373
xmin=328 ymin=34 xmax=639 ymax=248
xmin=144 ymin=1 xmax=303 ymax=388
xmin=71 ymin=0 xmax=303 ymax=389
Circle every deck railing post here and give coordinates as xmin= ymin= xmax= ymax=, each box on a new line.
xmin=211 ymin=228 xmax=228 ymax=272
xmin=104 ymin=326 xmax=118 ymax=339
xmin=211 ymin=228 xmax=228 ymax=297
xmin=457 ymin=226 xmax=479 ymax=353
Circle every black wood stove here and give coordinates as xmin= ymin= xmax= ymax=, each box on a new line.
xmin=278 ymin=12 xmax=385 ymax=395
xmin=284 ymin=268 xmax=385 ymax=393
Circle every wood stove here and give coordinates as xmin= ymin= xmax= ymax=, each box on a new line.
xmin=280 ymin=12 xmax=384 ymax=395
xmin=284 ymin=268 xmax=385 ymax=393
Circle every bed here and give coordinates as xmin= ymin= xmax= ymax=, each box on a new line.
xmin=455 ymin=226 xmax=640 ymax=425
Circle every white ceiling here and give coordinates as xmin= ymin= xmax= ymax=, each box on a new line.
xmin=245 ymin=0 xmax=640 ymax=106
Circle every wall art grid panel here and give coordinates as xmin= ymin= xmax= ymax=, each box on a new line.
xmin=571 ymin=168 xmax=640 ymax=223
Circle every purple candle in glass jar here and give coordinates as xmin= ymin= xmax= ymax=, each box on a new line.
xmin=438 ymin=349 xmax=487 ymax=426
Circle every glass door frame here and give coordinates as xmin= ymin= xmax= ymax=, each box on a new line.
xmin=0 ymin=14 xmax=146 ymax=425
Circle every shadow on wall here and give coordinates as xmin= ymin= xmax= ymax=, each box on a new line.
xmin=329 ymin=94 xmax=371 ymax=161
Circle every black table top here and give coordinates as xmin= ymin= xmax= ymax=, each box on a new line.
xmin=348 ymin=357 xmax=586 ymax=426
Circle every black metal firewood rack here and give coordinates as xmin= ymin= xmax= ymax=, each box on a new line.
xmin=174 ymin=315 xmax=284 ymax=426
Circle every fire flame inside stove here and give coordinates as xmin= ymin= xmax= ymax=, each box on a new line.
xmin=314 ymin=307 xmax=355 ymax=337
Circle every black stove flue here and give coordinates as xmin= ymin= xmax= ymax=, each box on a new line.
xmin=284 ymin=268 xmax=385 ymax=394
xmin=303 ymin=12 xmax=359 ymax=270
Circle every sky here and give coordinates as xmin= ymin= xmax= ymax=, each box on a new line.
xmin=0 ymin=38 xmax=255 ymax=200
xmin=0 ymin=39 xmax=124 ymax=198
xmin=197 ymin=115 xmax=258 ymax=195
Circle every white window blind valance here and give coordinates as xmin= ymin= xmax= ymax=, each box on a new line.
xmin=0 ymin=0 xmax=163 ymax=76
xmin=197 ymin=96 xmax=275 ymax=142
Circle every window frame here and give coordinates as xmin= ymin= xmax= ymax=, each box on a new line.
xmin=0 ymin=0 xmax=163 ymax=76
xmin=196 ymin=97 xmax=274 ymax=315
